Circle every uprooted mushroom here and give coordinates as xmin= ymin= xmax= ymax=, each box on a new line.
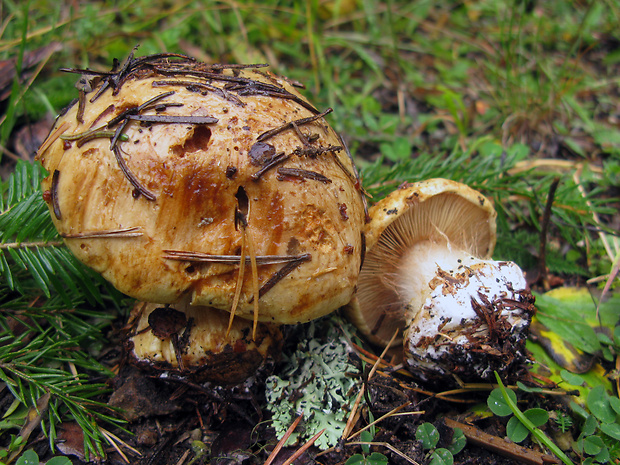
xmin=346 ymin=178 xmax=535 ymax=382
xmin=36 ymin=51 xmax=366 ymax=382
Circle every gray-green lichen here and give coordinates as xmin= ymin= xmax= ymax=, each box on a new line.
xmin=265 ymin=316 xmax=361 ymax=450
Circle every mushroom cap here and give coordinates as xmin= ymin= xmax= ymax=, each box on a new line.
xmin=345 ymin=178 xmax=497 ymax=347
xmin=37 ymin=55 xmax=365 ymax=325
xmin=128 ymin=300 xmax=282 ymax=385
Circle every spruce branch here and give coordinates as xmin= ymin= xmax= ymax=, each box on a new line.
xmin=1 ymin=161 xmax=129 ymax=460
xmin=0 ymin=302 xmax=127 ymax=461
xmin=0 ymin=241 xmax=64 ymax=249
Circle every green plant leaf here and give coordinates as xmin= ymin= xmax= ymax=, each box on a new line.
xmin=596 ymin=332 xmax=614 ymax=346
xmin=582 ymin=415 xmax=599 ymax=436
xmin=360 ymin=430 xmax=373 ymax=454
xmin=429 ymin=448 xmax=453 ymax=465
xmin=587 ymin=386 xmax=616 ymax=424
xmin=494 ymin=373 xmax=575 ymax=465
xmin=516 ymin=381 xmax=543 ymax=393
xmin=379 ymin=136 xmax=412 ymax=162
xmin=487 ymin=388 xmax=517 ymax=417
xmin=448 ymin=428 xmax=466 ymax=455
xmin=534 ymin=294 xmax=602 ymax=355
xmin=506 ymin=415 xmax=530 ymax=443
xmin=599 ymin=422 xmax=620 ymax=441
xmin=15 ymin=449 xmax=39 ymax=465
xmin=345 ymin=454 xmax=365 ymax=465
xmin=608 ymin=396 xmax=620 ymax=416
xmin=593 ymin=127 xmax=620 ymax=155
xmin=506 ymin=407 xmax=549 ymax=442
xmin=560 ymin=370 xmax=586 ymax=386
xmin=594 ymin=445 xmax=611 ymax=463
xmin=416 ymin=422 xmax=440 ymax=449
xmin=569 ymin=401 xmax=590 ymax=420
xmin=614 ymin=326 xmax=620 ymax=346
xmin=367 ymin=452 xmax=388 ymax=465
xmin=344 ymin=453 xmax=388 ymax=465
xmin=583 ymin=435 xmax=605 ymax=456
xmin=46 ymin=457 xmax=72 ymax=465
xmin=524 ymin=408 xmax=550 ymax=427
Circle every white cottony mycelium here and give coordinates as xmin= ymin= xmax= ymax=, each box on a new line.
xmin=400 ymin=240 xmax=531 ymax=380
xmin=345 ymin=179 xmax=535 ymax=383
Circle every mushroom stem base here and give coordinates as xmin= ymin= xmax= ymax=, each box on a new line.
xmin=404 ymin=260 xmax=535 ymax=383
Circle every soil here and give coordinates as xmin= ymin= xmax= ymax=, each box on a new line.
xmin=14 ymin=312 xmax=576 ymax=465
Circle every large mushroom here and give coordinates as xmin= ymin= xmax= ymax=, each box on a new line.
xmin=346 ymin=179 xmax=535 ymax=382
xmin=36 ymin=51 xmax=366 ymax=382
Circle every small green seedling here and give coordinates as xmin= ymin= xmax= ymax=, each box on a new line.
xmin=489 ymin=373 xmax=574 ymax=465
xmin=487 ymin=387 xmax=550 ymax=443
xmin=345 ymin=412 xmax=389 ymax=465
xmin=345 ymin=445 xmax=389 ymax=465
xmin=570 ymin=383 xmax=620 ymax=464
xmin=0 ymin=435 xmax=24 ymax=465
xmin=553 ymin=410 xmax=574 ymax=433
xmin=415 ymin=422 xmax=466 ymax=465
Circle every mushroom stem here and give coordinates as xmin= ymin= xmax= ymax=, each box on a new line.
xmin=129 ymin=300 xmax=282 ymax=385
xmin=394 ymin=239 xmax=523 ymax=318
xmin=399 ymin=239 xmax=531 ymax=380
xmin=394 ymin=239 xmax=471 ymax=315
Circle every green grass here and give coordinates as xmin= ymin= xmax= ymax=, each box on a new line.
xmin=0 ymin=0 xmax=618 ymax=463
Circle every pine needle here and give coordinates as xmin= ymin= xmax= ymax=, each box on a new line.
xmin=263 ymin=414 xmax=303 ymax=465
xmin=227 ymin=230 xmax=246 ymax=336
xmin=244 ymin=225 xmax=260 ymax=339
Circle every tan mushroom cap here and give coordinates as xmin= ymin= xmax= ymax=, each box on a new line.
xmin=129 ymin=300 xmax=282 ymax=385
xmin=345 ymin=178 xmax=497 ymax=347
xmin=36 ymin=56 xmax=365 ymax=325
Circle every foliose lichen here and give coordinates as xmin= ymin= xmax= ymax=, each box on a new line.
xmin=265 ymin=316 xmax=361 ymax=450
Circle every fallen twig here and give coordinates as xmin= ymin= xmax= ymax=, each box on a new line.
xmin=443 ymin=418 xmax=561 ymax=465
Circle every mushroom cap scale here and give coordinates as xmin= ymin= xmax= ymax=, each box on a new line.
xmin=346 ymin=178 xmax=497 ymax=347
xmin=37 ymin=57 xmax=366 ymax=325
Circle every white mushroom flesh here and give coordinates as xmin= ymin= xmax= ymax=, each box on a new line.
xmin=403 ymin=243 xmax=531 ymax=379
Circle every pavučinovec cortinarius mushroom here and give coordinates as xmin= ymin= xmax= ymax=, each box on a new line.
xmin=346 ymin=178 xmax=535 ymax=382
xmin=36 ymin=51 xmax=366 ymax=382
